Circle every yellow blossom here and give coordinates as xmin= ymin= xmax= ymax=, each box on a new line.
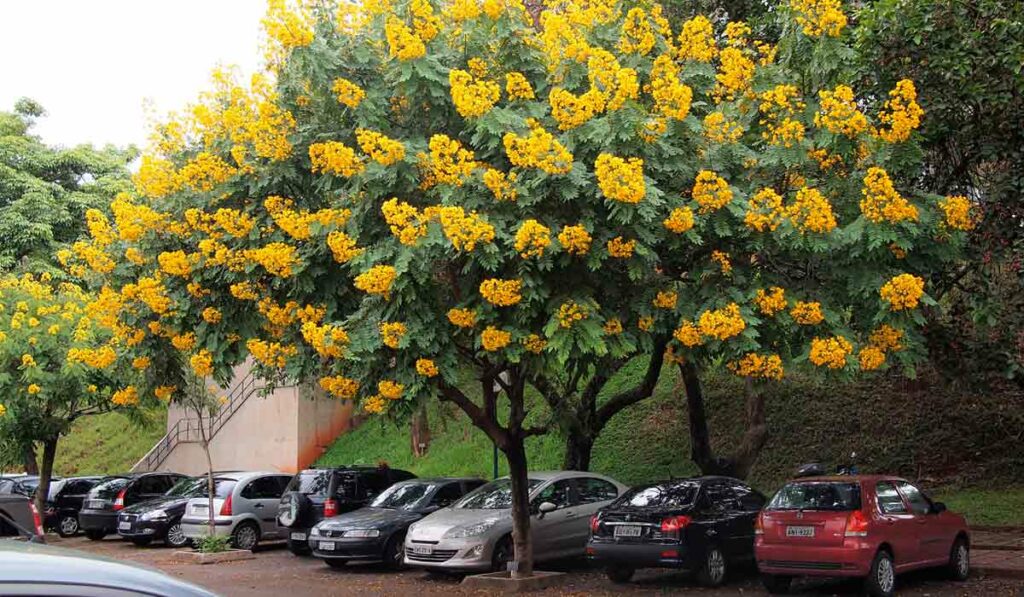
xmin=653 ymin=291 xmax=678 ymax=310
xmin=385 ymin=16 xmax=425 ymax=60
xmin=332 ymin=77 xmax=365 ymax=108
xmin=515 ymin=220 xmax=551 ymax=258
xmin=379 ymin=321 xmax=407 ymax=349
xmin=755 ymin=287 xmax=787 ymax=316
xmin=378 ymin=380 xmax=404 ymax=400
xmin=505 ymin=72 xmax=535 ymax=100
xmin=309 ymin=141 xmax=365 ymax=177
xmin=449 ymin=69 xmax=501 ymax=118
xmin=111 ymin=386 xmax=139 ymax=406
xmin=663 ymin=207 xmax=695 ymax=234
xmin=171 ymin=332 xmax=196 ymax=351
xmin=697 ymin=303 xmax=746 ymax=340
xmin=703 ymin=112 xmax=744 ymax=143
xmin=790 ymin=301 xmax=825 ymax=325
xmin=606 ymin=237 xmax=636 ymax=258
xmin=522 ymin=334 xmax=547 ymax=354
xmin=27 ymin=384 xmax=41 ymax=395
xmin=132 ymin=356 xmax=151 ymax=370
xmin=447 ymin=308 xmax=477 ymax=328
xmin=861 ymin=167 xmax=918 ymax=224
xmin=595 ymin=154 xmax=645 ymax=204
xmin=327 ymin=231 xmax=363 ymax=263
xmin=354 ymin=265 xmax=398 ymax=298
xmin=320 ymin=376 xmax=359 ymax=399
xmin=191 ymin=350 xmax=214 ymax=377
xmin=729 ymin=353 xmax=784 ymax=380
xmin=557 ymin=301 xmax=589 ymax=328
xmin=786 ymin=187 xmax=837 ymax=233
xmin=677 ymin=16 xmax=717 ymax=62
xmin=416 ymin=358 xmax=439 ymax=377
xmin=939 ymin=195 xmax=976 ymax=231
xmin=481 ymin=326 xmax=512 ymax=351
xmin=858 ymin=346 xmax=886 ymax=371
xmin=503 ymin=122 xmax=573 ymax=175
xmin=674 ymin=321 xmax=702 ymax=347
xmin=558 ymin=225 xmax=591 ymax=256
xmin=809 ymin=336 xmax=853 ymax=369
xmin=479 ymin=279 xmax=522 ymax=307
xmin=356 ymin=128 xmax=406 ymax=165
xmin=869 ymin=325 xmax=904 ymax=352
xmin=711 ymin=251 xmax=732 ymax=275
xmin=815 ymin=85 xmax=868 ymax=137
xmin=437 ymin=206 xmax=495 ymax=251
xmin=745 ymin=188 xmax=785 ymax=232
xmin=692 ymin=171 xmax=733 ymax=214
xmin=482 ymin=168 xmax=518 ymax=202
xmin=790 ymin=0 xmax=847 ymax=37
xmin=877 ymin=79 xmax=923 ymax=143
xmin=880 ymin=274 xmax=925 ymax=311
xmin=202 ymin=307 xmax=222 ymax=324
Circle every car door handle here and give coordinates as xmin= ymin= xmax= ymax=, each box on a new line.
xmin=564 ymin=512 xmax=578 ymax=519
xmin=254 ymin=504 xmax=264 ymax=509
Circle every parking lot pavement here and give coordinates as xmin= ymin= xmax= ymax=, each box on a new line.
xmin=49 ymin=535 xmax=1024 ymax=596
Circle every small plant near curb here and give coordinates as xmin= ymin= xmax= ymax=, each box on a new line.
xmin=194 ymin=534 xmax=229 ymax=554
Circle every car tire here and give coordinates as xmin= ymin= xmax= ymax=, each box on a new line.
xmin=864 ymin=549 xmax=896 ymax=597
xmin=165 ymin=523 xmax=190 ymax=548
xmin=85 ymin=529 xmax=106 ymax=541
xmin=384 ymin=533 xmax=406 ymax=570
xmin=696 ymin=545 xmax=727 ymax=587
xmin=605 ymin=566 xmax=635 ymax=584
xmin=325 ymin=558 xmax=348 ymax=569
xmin=57 ymin=515 xmax=79 ymax=538
xmin=948 ymin=537 xmax=970 ymax=581
xmin=761 ymin=574 xmax=793 ymax=594
xmin=231 ymin=521 xmax=261 ymax=551
xmin=288 ymin=536 xmax=312 ymax=556
xmin=131 ymin=537 xmax=153 ymax=547
xmin=491 ymin=536 xmax=513 ymax=572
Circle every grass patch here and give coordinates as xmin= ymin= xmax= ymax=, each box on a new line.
xmin=53 ymin=407 xmax=166 ymax=476
xmin=936 ymin=487 xmax=1024 ymax=527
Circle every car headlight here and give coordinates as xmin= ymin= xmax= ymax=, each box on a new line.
xmin=344 ymin=529 xmax=380 ymax=538
xmin=309 ymin=526 xmax=321 ymax=537
xmin=443 ymin=519 xmax=500 ymax=539
xmin=141 ymin=509 xmax=168 ymax=521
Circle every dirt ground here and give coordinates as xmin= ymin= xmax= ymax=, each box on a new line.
xmin=48 ymin=535 xmax=1024 ymax=596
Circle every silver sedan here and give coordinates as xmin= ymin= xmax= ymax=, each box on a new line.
xmin=403 ymin=470 xmax=626 ymax=572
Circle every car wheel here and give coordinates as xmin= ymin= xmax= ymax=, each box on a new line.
xmin=491 ymin=536 xmax=513 ymax=572
xmin=948 ymin=537 xmax=970 ymax=581
xmin=761 ymin=574 xmax=793 ymax=594
xmin=85 ymin=529 xmax=106 ymax=541
xmin=384 ymin=533 xmax=406 ymax=570
xmin=231 ymin=521 xmax=261 ymax=551
xmin=131 ymin=537 xmax=153 ymax=547
xmin=325 ymin=558 xmax=348 ymax=569
xmin=697 ymin=545 xmax=727 ymax=587
xmin=57 ymin=515 xmax=79 ymax=537
xmin=864 ymin=549 xmax=896 ymax=597
xmin=288 ymin=536 xmax=312 ymax=556
xmin=605 ymin=566 xmax=635 ymax=584
xmin=165 ymin=523 xmax=190 ymax=548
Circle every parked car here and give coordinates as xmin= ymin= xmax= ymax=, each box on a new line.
xmin=587 ymin=476 xmax=766 ymax=586
xmin=755 ymin=474 xmax=970 ymax=597
xmin=0 ymin=540 xmax=218 ymax=596
xmin=404 ymin=471 xmax=627 ymax=572
xmin=43 ymin=475 xmax=103 ymax=537
xmin=181 ymin=471 xmax=294 ymax=550
xmin=0 ymin=475 xmax=30 ymax=495
xmin=0 ymin=493 xmax=44 ymax=542
xmin=78 ymin=472 xmax=187 ymax=541
xmin=0 ymin=475 xmax=60 ymax=500
xmin=309 ymin=477 xmax=486 ymax=569
xmin=278 ymin=465 xmax=416 ymax=555
xmin=117 ymin=476 xmax=207 ymax=547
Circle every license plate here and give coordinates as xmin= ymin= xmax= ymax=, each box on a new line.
xmin=118 ymin=521 xmax=132 ymax=531
xmin=614 ymin=525 xmax=643 ymax=538
xmin=290 ymin=532 xmax=306 ymax=541
xmin=89 ymin=500 xmax=105 ymax=509
xmin=786 ymin=526 xmax=815 ymax=537
xmin=319 ymin=541 xmax=335 ymax=551
xmin=412 ymin=545 xmax=433 ymax=555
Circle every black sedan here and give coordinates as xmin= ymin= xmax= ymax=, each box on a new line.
xmin=44 ymin=476 xmax=103 ymax=537
xmin=79 ymin=472 xmax=186 ymax=540
xmin=587 ymin=475 xmax=765 ymax=587
xmin=308 ymin=477 xmax=484 ymax=569
xmin=117 ymin=476 xmax=201 ymax=547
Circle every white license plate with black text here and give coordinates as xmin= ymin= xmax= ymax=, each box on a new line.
xmin=319 ymin=541 xmax=335 ymax=551
xmin=786 ymin=526 xmax=815 ymax=537
xmin=118 ymin=521 xmax=131 ymax=531
xmin=412 ymin=545 xmax=433 ymax=555
xmin=89 ymin=500 xmax=104 ymax=509
xmin=614 ymin=525 xmax=642 ymax=538
xmin=290 ymin=532 xmax=306 ymax=541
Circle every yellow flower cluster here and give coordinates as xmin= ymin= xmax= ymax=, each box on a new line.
xmin=327 ymin=231 xmax=363 ymax=263
xmin=869 ymin=324 xmax=904 ymax=352
xmin=557 ymin=301 xmax=589 ymax=328
xmin=603 ymin=318 xmax=624 ymax=335
xmin=483 ymin=168 xmax=517 ymax=201
xmin=505 ymin=72 xmax=535 ymax=100
xmin=809 ymin=147 xmax=843 ymax=171
xmin=790 ymin=0 xmax=847 ymax=37
xmin=379 ymin=321 xmax=406 ymax=349
xmin=755 ymin=287 xmax=787 ymax=316
xmin=320 ymin=375 xmax=359 ymax=399
xmin=711 ymin=251 xmax=732 ymax=275
xmin=447 ymin=308 xmax=477 ymax=328
xmin=880 ymin=273 xmax=925 ymax=311
xmin=745 ymin=188 xmax=785 ymax=232
xmin=171 ymin=332 xmax=197 ymax=351
xmin=677 ymin=16 xmax=717 ymax=62
xmin=606 ymin=236 xmax=636 ymax=258
xmin=356 ymin=128 xmax=406 ymax=165
xmin=653 ymin=291 xmax=678 ymax=310
xmin=301 ymin=321 xmax=350 ymax=357
xmin=548 ymin=87 xmax=605 ymax=130
xmin=154 ymin=386 xmax=176 ymax=401
xmin=618 ymin=7 xmax=655 ymax=55
xmin=858 ymin=346 xmax=886 ymax=371
xmin=594 ymin=154 xmax=645 ymax=204
xmin=703 ymin=112 xmax=744 ymax=144
xmin=420 ymin=134 xmax=477 ymax=187
xmin=354 ymin=265 xmax=397 ymax=298
xmin=692 ymin=170 xmax=733 ymax=214
xmin=698 ymin=303 xmax=746 ymax=341
xmin=663 ymin=207 xmax=695 ymax=233
xmin=939 ymin=195 xmax=975 ymax=231
xmin=190 ymin=349 xmax=214 ymax=377
xmin=638 ymin=316 xmax=654 ymax=331
xmin=877 ymin=79 xmax=923 ymax=143
xmin=68 ymin=345 xmax=117 ymax=369
xmin=122 ymin=275 xmax=172 ymax=315
xmin=332 ymin=77 xmax=365 ymax=108
xmin=713 ymin=48 xmax=754 ymax=102
xmin=791 ymin=301 xmax=824 ymax=325
xmin=262 ymin=0 xmax=314 ymax=55
xmin=416 ymin=358 xmax=439 ymax=377
xmin=554 ymin=224 xmax=590 ymax=256
xmin=648 ymin=55 xmax=693 ymax=120
xmin=131 ymin=356 xmax=150 ymax=370
xmin=522 ymin=334 xmax=547 ymax=354
xmin=158 ymin=250 xmax=192 ymax=277
xmin=245 ymin=242 xmax=299 ymax=277
xmin=385 ymin=16 xmax=426 ymax=61
xmin=815 ymin=85 xmax=869 ymax=137
xmin=673 ymin=321 xmax=702 ymax=347
xmin=212 ymin=208 xmax=255 ymax=238
xmin=861 ymin=167 xmax=918 ymax=223
xmin=309 ymin=141 xmax=365 ymax=177
xmin=438 ymin=206 xmax=495 ymax=251
xmin=111 ymin=386 xmax=139 ymax=406
xmin=503 ymin=121 xmax=573 ymax=175
xmin=86 ymin=209 xmax=114 ymax=246
xmin=729 ymin=353 xmax=784 ymax=380
xmin=381 ymin=198 xmax=430 ymax=245
xmin=515 ymin=219 xmax=551 ymax=258
xmin=809 ymin=335 xmax=853 ymax=369
xmin=449 ymin=69 xmax=501 ymax=118
xmin=481 ymin=326 xmax=512 ymax=351
xmin=111 ymin=194 xmax=166 ymax=241
xmin=479 ymin=278 xmax=522 ymax=307
xmin=176 ymin=152 xmax=237 ymax=192
xmin=786 ymin=187 xmax=837 ymax=233
xmin=230 ymin=282 xmax=260 ymax=301
xmin=247 ymin=338 xmax=297 ymax=368
xmin=21 ymin=353 xmax=36 ymax=368
xmin=134 ymin=156 xmax=178 ymax=198
xmin=378 ymin=380 xmax=404 ymax=400
xmin=411 ymin=0 xmax=440 ymax=41
xmin=26 ymin=384 xmax=41 ymax=395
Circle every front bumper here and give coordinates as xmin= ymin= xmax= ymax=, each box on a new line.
xmin=78 ymin=510 xmax=118 ymax=533
xmin=403 ymin=536 xmax=494 ymax=571
xmin=117 ymin=516 xmax=173 ymax=539
xmin=756 ymin=539 xmax=874 ymax=577
xmin=586 ymin=540 xmax=693 ymax=570
xmin=309 ymin=534 xmax=386 ymax=561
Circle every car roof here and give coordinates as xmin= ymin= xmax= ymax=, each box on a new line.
xmin=213 ymin=471 xmax=288 ymax=481
xmin=394 ymin=477 xmax=483 ymax=484
xmin=524 ymin=470 xmax=621 ymax=483
xmin=787 ymin=474 xmax=903 ymax=483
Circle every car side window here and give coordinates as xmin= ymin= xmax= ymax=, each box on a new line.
xmin=576 ymin=478 xmax=619 ymax=504
xmin=533 ymin=480 xmax=574 ymax=510
xmin=136 ymin=476 xmax=160 ymax=494
xmin=274 ymin=476 xmax=292 ymax=496
xmin=240 ymin=479 xmax=259 ymax=499
xmin=732 ymin=483 xmax=765 ymax=512
xmin=703 ymin=483 xmax=740 ymax=512
xmin=431 ymin=483 xmax=464 ymax=507
xmin=243 ymin=477 xmax=280 ymax=499
xmin=896 ymin=482 xmax=932 ymax=515
xmin=876 ymin=481 xmax=908 ymax=514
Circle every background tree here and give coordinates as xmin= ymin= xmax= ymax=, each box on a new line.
xmin=63 ymin=0 xmax=965 ymax=579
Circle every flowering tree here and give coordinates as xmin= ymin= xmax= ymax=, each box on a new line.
xmin=61 ymin=0 xmax=970 ymax=577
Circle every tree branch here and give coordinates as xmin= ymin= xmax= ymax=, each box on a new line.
xmin=596 ymin=335 xmax=669 ymax=427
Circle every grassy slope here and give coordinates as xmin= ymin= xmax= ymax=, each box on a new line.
xmin=320 ymin=363 xmax=1024 ymax=526
xmin=53 ymin=407 xmax=167 ymax=476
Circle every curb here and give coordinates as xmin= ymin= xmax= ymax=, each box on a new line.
xmin=972 ymin=525 xmax=1024 ymax=533
xmin=975 ymin=543 xmax=1024 ymax=552
xmin=973 ymin=566 xmax=1024 ymax=580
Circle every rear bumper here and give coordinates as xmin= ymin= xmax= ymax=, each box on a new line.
xmin=181 ymin=517 xmax=235 ymax=539
xmin=310 ymin=536 xmax=386 ymax=561
xmin=78 ymin=510 xmax=117 ymax=533
xmin=756 ymin=539 xmax=874 ymax=577
xmin=586 ymin=540 xmax=694 ymax=570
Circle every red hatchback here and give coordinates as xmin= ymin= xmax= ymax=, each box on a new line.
xmin=755 ymin=475 xmax=969 ymax=597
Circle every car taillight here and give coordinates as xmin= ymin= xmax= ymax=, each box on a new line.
xmin=323 ymin=498 xmax=338 ymax=518
xmin=219 ymin=494 xmax=233 ymax=516
xmin=754 ymin=512 xmax=765 ymax=535
xmin=29 ymin=502 xmax=43 ymax=536
xmin=845 ymin=509 xmax=869 ymax=537
xmin=660 ymin=515 xmax=691 ymax=533
xmin=589 ymin=514 xmax=600 ymax=533
xmin=113 ymin=488 xmax=126 ymax=511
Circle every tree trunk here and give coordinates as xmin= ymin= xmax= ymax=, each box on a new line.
xmin=410 ymin=405 xmax=430 ymax=457
xmin=22 ymin=444 xmax=39 ymax=475
xmin=34 ymin=437 xmax=58 ymax=525
xmin=561 ymin=432 xmax=593 ymax=471
xmin=194 ymin=409 xmax=216 ymax=536
xmin=504 ymin=438 xmax=533 ymax=578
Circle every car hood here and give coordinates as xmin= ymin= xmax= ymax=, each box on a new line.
xmin=319 ymin=507 xmax=422 ymax=531
xmin=122 ymin=495 xmax=191 ymax=514
xmin=408 ymin=508 xmax=511 ymax=542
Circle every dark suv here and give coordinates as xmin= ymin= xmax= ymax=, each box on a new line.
xmin=278 ymin=466 xmax=416 ymax=555
xmin=79 ymin=473 xmax=186 ymax=540
xmin=44 ymin=476 xmax=103 ymax=537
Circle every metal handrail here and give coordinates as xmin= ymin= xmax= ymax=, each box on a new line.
xmin=131 ymin=369 xmax=264 ymax=472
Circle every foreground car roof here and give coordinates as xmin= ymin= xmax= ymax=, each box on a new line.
xmin=0 ymin=541 xmax=217 ymax=596
xmin=788 ymin=475 xmax=903 ymax=483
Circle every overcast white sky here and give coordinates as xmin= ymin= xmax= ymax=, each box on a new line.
xmin=0 ymin=0 xmax=266 ymax=149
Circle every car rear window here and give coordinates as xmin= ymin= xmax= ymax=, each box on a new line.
xmin=767 ymin=482 xmax=862 ymax=511
xmin=90 ymin=477 xmax=130 ymax=499
xmin=612 ymin=481 xmax=699 ymax=509
xmin=285 ymin=471 xmax=331 ymax=496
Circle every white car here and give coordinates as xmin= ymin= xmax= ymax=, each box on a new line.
xmin=180 ymin=471 xmax=293 ymax=550
xmin=404 ymin=470 xmax=627 ymax=572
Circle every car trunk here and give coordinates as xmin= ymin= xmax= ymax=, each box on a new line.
xmin=187 ymin=497 xmax=226 ymax=519
xmin=594 ymin=508 xmax=682 ymax=544
xmin=760 ymin=509 xmax=851 ymax=547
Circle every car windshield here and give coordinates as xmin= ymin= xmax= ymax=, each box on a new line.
xmin=285 ymin=471 xmax=330 ymax=496
xmin=456 ymin=478 xmax=544 ymax=510
xmin=47 ymin=480 xmax=67 ymax=500
xmin=91 ymin=477 xmax=130 ymax=499
xmin=768 ymin=482 xmax=862 ymax=511
xmin=613 ymin=481 xmax=700 ymax=509
xmin=166 ymin=477 xmax=203 ymax=497
xmin=370 ymin=483 xmax=435 ymax=510
xmin=13 ymin=478 xmax=40 ymax=497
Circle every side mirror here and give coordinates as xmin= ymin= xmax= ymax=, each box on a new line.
xmin=537 ymin=501 xmax=557 ymax=519
xmin=931 ymin=502 xmax=947 ymax=514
